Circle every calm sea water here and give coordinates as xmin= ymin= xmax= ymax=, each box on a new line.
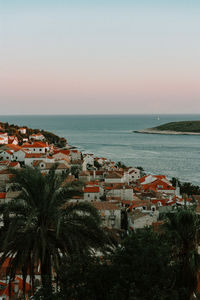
xmin=0 ymin=114 xmax=200 ymax=185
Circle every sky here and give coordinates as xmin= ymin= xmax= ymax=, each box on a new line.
xmin=0 ymin=0 xmax=200 ymax=114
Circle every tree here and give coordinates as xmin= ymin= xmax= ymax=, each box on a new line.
xmin=0 ymin=166 xmax=110 ymax=298
xmin=56 ymin=252 xmax=114 ymax=300
xmin=71 ymin=165 xmax=81 ymax=178
xmin=171 ymin=177 xmax=200 ymax=195
xmin=110 ymin=228 xmax=176 ymax=300
xmin=94 ymin=160 xmax=101 ymax=170
xmin=115 ymin=161 xmax=127 ymax=169
xmin=164 ymin=208 xmax=200 ymax=300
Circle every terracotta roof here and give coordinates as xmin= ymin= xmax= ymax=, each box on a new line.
xmin=0 ymin=160 xmax=9 ymax=165
xmin=106 ymin=172 xmax=123 ymax=179
xmin=85 ymin=181 xmax=99 ymax=186
xmin=54 ymin=149 xmax=70 ymax=156
xmin=6 ymin=144 xmax=21 ymax=151
xmin=142 ymin=179 xmax=175 ymax=192
xmin=92 ymin=201 xmax=120 ymax=210
xmin=25 ymin=153 xmax=45 ymax=158
xmin=30 ymin=133 xmax=44 ymax=137
xmin=5 ymin=150 xmax=13 ymax=155
xmin=84 ymin=186 xmax=99 ymax=193
xmin=79 ymin=171 xmax=90 ymax=176
xmin=8 ymin=161 xmax=19 ymax=167
xmin=105 ymin=183 xmax=132 ymax=190
xmin=0 ymin=169 xmax=10 ymax=174
xmin=0 ymin=192 xmax=6 ymax=199
xmin=22 ymin=141 xmax=48 ymax=148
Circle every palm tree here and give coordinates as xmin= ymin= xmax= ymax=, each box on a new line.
xmin=164 ymin=208 xmax=200 ymax=300
xmin=0 ymin=166 xmax=110 ymax=297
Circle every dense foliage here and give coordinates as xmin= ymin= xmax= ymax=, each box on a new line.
xmin=153 ymin=120 xmax=200 ymax=133
xmin=0 ymin=167 xmax=111 ymax=298
xmin=0 ymin=121 xmax=67 ymax=147
xmin=54 ymin=209 xmax=200 ymax=300
xmin=1 ymin=166 xmax=200 ymax=299
xmin=171 ymin=177 xmax=200 ymax=195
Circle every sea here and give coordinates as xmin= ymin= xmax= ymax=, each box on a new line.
xmin=0 ymin=114 xmax=200 ymax=185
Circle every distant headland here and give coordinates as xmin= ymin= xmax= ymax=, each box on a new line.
xmin=134 ymin=120 xmax=200 ymax=135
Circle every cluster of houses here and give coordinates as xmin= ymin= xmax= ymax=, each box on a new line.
xmin=0 ymin=124 xmax=198 ymax=298
xmin=0 ymin=125 xmax=194 ymax=233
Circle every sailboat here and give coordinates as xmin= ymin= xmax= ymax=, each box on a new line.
xmin=157 ymin=116 xmax=160 ymax=121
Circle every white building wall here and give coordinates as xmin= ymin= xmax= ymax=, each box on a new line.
xmin=105 ymin=177 xmax=123 ymax=184
xmin=100 ymin=209 xmax=121 ymax=229
xmin=84 ymin=192 xmax=100 ymax=202
xmin=0 ymin=151 xmax=13 ymax=161
xmin=23 ymin=147 xmax=47 ymax=154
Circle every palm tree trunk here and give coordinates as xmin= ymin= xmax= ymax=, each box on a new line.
xmin=41 ymin=252 xmax=52 ymax=297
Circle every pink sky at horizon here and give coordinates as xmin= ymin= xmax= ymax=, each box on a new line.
xmin=0 ymin=2 xmax=200 ymax=114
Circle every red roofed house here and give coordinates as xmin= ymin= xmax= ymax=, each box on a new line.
xmin=0 ymin=133 xmax=8 ymax=145
xmin=33 ymin=160 xmax=69 ymax=174
xmin=8 ymin=161 xmax=20 ymax=169
xmin=29 ymin=133 xmax=45 ymax=141
xmin=24 ymin=153 xmax=54 ymax=166
xmin=22 ymin=142 xmax=49 ymax=154
xmin=18 ymin=127 xmax=26 ymax=134
xmin=8 ymin=135 xmax=18 ymax=145
xmin=138 ymin=175 xmax=175 ymax=195
xmin=53 ymin=149 xmax=71 ymax=161
xmin=142 ymin=178 xmax=175 ymax=195
xmin=70 ymin=149 xmax=81 ymax=161
xmin=84 ymin=186 xmax=100 ymax=202
xmin=0 ymin=192 xmax=6 ymax=204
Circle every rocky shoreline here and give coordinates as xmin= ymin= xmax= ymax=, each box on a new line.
xmin=134 ymin=129 xmax=200 ymax=135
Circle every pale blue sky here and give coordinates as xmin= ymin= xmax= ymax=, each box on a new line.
xmin=0 ymin=1 xmax=200 ymax=114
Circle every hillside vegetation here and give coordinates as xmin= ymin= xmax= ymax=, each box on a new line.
xmin=0 ymin=121 xmax=67 ymax=146
xmin=153 ymin=121 xmax=200 ymax=133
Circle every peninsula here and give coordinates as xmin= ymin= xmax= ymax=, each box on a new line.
xmin=134 ymin=120 xmax=200 ymax=135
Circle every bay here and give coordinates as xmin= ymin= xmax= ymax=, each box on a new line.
xmin=0 ymin=114 xmax=199 ymax=185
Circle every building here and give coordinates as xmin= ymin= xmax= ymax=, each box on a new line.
xmin=92 ymin=201 xmax=121 ymax=229
xmin=84 ymin=186 xmax=100 ymax=201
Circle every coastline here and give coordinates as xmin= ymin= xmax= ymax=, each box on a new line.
xmin=134 ymin=129 xmax=200 ymax=135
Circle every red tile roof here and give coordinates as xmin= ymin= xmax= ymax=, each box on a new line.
xmin=92 ymin=201 xmax=120 ymax=210
xmin=22 ymin=142 xmax=48 ymax=148
xmin=25 ymin=153 xmax=44 ymax=158
xmin=54 ymin=149 xmax=70 ymax=156
xmin=84 ymin=186 xmax=100 ymax=193
xmin=142 ymin=179 xmax=175 ymax=192
xmin=8 ymin=161 xmax=19 ymax=167
xmin=0 ymin=192 xmax=6 ymax=199
xmin=6 ymin=144 xmax=21 ymax=151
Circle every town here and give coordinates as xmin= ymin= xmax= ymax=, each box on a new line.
xmin=0 ymin=122 xmax=199 ymax=299
xmin=0 ymin=122 xmax=195 ymax=231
